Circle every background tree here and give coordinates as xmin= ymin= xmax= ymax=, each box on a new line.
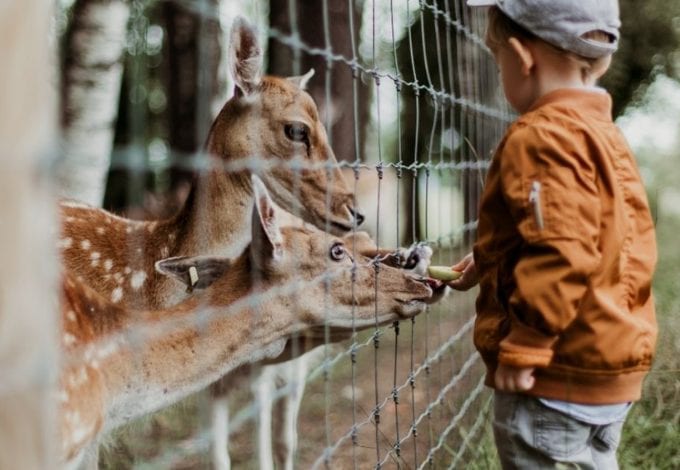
xmin=602 ymin=0 xmax=680 ymax=118
xmin=103 ymin=0 xmax=223 ymax=216
xmin=57 ymin=0 xmax=130 ymax=206
xmin=268 ymin=0 xmax=369 ymax=164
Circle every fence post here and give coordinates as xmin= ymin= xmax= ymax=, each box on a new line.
xmin=0 ymin=0 xmax=59 ymax=468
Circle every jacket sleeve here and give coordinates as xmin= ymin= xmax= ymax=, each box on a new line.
xmin=496 ymin=123 xmax=602 ymax=369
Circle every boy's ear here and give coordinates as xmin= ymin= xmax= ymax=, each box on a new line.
xmin=155 ymin=256 xmax=232 ymax=292
xmin=508 ymin=37 xmax=534 ymax=76
xmin=250 ymin=174 xmax=284 ymax=270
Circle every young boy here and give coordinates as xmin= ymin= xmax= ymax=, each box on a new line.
xmin=448 ymin=1 xmax=658 ymax=468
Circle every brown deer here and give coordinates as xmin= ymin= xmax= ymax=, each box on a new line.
xmin=58 ymin=16 xmax=363 ymax=312
xmin=58 ymin=177 xmax=431 ymax=468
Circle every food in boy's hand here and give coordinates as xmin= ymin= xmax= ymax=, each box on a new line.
xmin=427 ymin=265 xmax=463 ymax=282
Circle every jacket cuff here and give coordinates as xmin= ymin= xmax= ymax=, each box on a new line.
xmin=498 ymin=323 xmax=558 ymax=368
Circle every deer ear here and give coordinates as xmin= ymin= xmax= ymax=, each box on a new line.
xmin=155 ymin=256 xmax=232 ymax=291
xmin=229 ymin=16 xmax=263 ymax=95
xmin=287 ymin=68 xmax=315 ymax=90
xmin=250 ymin=175 xmax=283 ymax=268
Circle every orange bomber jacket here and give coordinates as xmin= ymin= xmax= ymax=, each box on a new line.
xmin=473 ymin=88 xmax=658 ymax=404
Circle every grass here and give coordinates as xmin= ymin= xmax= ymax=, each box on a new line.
xmin=617 ymin=211 xmax=680 ymax=469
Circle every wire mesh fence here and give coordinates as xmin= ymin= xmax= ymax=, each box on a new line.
xmin=50 ymin=0 xmax=512 ymax=468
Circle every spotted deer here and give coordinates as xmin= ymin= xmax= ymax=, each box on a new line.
xmin=58 ymin=177 xmax=431 ymax=468
xmin=58 ymin=16 xmax=363 ymax=312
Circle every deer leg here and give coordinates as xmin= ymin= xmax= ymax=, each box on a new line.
xmin=210 ymin=396 xmax=231 ymax=470
xmin=280 ymin=356 xmax=309 ymax=470
xmin=253 ymin=367 xmax=276 ymax=470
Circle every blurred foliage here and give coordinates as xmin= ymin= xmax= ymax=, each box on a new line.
xmin=602 ymin=0 xmax=680 ymax=117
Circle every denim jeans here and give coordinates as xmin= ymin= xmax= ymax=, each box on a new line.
xmin=493 ymin=391 xmax=625 ymax=470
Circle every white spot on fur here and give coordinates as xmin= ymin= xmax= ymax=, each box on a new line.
xmin=65 ymin=410 xmax=81 ymax=424
xmin=96 ymin=227 xmax=105 ymax=235
xmin=90 ymin=252 xmax=101 ymax=267
xmin=160 ymin=246 xmax=169 ymax=258
xmin=130 ymin=271 xmax=147 ymax=290
xmin=68 ymin=368 xmax=88 ymax=387
xmin=104 ymin=259 xmax=113 ymax=271
xmin=67 ymin=310 xmax=77 ymax=322
xmin=61 ymin=201 xmax=90 ymax=209
xmin=70 ymin=422 xmax=95 ymax=448
xmin=111 ymin=287 xmax=123 ymax=303
xmin=65 ymin=216 xmax=76 ymax=223
xmin=124 ymin=267 xmax=132 ymax=275
xmin=147 ymin=221 xmax=158 ymax=233
xmin=80 ymin=240 xmax=91 ymax=250
xmin=57 ymin=237 xmax=73 ymax=249
xmin=63 ymin=333 xmax=77 ymax=346
xmin=125 ymin=226 xmax=133 ymax=234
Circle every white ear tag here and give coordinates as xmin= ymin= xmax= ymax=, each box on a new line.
xmin=189 ymin=266 xmax=199 ymax=287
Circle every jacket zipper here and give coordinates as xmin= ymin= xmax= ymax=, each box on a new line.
xmin=529 ymin=180 xmax=545 ymax=230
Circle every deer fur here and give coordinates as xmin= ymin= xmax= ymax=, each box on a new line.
xmin=58 ymin=177 xmax=430 ymax=467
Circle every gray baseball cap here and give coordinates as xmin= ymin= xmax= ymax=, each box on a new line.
xmin=468 ymin=0 xmax=620 ymax=59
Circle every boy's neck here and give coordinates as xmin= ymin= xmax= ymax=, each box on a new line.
xmin=531 ymin=43 xmax=603 ymax=107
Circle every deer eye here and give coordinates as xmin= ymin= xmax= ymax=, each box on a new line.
xmin=284 ymin=122 xmax=310 ymax=145
xmin=329 ymin=242 xmax=346 ymax=261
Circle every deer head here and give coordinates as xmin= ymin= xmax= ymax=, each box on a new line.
xmin=205 ymin=17 xmax=363 ymax=235
xmin=156 ymin=176 xmax=431 ymax=330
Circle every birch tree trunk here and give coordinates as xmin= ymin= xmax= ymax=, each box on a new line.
xmin=0 ymin=0 xmax=59 ymax=468
xmin=57 ymin=0 xmax=130 ymax=206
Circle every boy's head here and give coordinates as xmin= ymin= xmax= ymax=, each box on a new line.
xmin=469 ymin=0 xmax=620 ymax=111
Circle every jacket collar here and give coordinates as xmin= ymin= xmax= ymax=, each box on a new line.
xmin=527 ymin=88 xmax=613 ymax=121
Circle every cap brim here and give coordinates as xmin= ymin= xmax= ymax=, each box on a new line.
xmin=466 ymin=0 xmax=496 ymax=6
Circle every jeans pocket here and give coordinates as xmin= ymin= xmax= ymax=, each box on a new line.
xmin=592 ymin=420 xmax=624 ymax=452
xmin=533 ymin=401 xmax=591 ymax=460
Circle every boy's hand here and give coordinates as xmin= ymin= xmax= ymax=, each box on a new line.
xmin=447 ymin=252 xmax=478 ymax=291
xmin=494 ymin=364 xmax=535 ymax=392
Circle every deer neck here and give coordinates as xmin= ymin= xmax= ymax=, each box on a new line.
xmin=99 ymin=259 xmax=294 ymax=430
xmin=173 ymin=167 xmax=253 ymax=258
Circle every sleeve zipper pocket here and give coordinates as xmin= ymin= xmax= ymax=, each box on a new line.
xmin=528 ymin=180 xmax=545 ymax=230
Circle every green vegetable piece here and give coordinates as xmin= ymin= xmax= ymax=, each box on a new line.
xmin=427 ymin=265 xmax=463 ymax=281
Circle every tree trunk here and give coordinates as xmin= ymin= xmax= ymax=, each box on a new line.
xmin=162 ymin=0 xmax=222 ymax=192
xmin=57 ymin=0 xmax=130 ymax=206
xmin=103 ymin=0 xmax=222 ymax=218
xmin=0 ymin=0 xmax=59 ymax=468
xmin=268 ymin=0 xmax=369 ymax=164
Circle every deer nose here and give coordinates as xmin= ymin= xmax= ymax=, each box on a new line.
xmin=349 ymin=208 xmax=365 ymax=227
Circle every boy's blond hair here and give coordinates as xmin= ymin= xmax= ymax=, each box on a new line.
xmin=486 ymin=6 xmax=613 ymax=79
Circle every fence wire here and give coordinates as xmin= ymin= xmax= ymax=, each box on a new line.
xmin=50 ymin=0 xmax=510 ymax=468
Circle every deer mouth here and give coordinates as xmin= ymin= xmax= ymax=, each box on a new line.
xmin=395 ymin=298 xmax=428 ymax=318
xmin=329 ymin=220 xmax=353 ymax=234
